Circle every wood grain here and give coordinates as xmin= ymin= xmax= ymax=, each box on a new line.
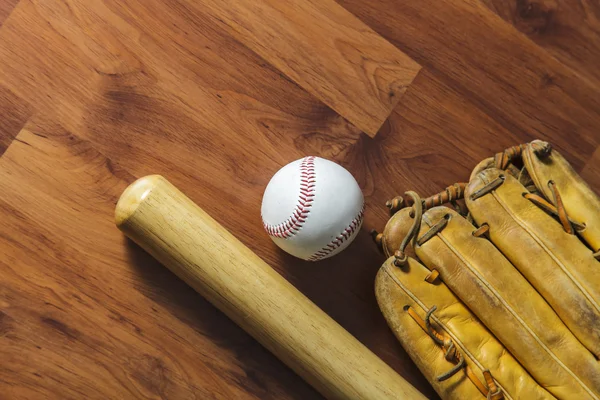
xmin=0 ymin=0 xmax=365 ymax=259
xmin=196 ymin=0 xmax=421 ymax=136
xmin=0 ymin=0 xmax=18 ymax=26
xmin=0 ymin=1 xmax=429 ymax=398
xmin=337 ymin=0 xmax=600 ymax=166
xmin=0 ymin=118 xmax=323 ymax=399
xmin=481 ymin=0 xmax=600 ymax=85
xmin=0 ymin=84 xmax=31 ymax=156
xmin=0 ymin=0 xmax=598 ymax=398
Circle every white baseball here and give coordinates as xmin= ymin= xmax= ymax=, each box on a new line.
xmin=261 ymin=156 xmax=364 ymax=261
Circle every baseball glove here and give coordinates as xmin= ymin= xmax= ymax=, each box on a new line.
xmin=372 ymin=140 xmax=600 ymax=400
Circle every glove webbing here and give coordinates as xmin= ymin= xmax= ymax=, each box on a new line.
xmin=494 ymin=144 xmax=526 ymax=170
xmin=405 ymin=305 xmax=504 ymax=400
xmin=386 ymin=183 xmax=467 ymax=216
xmin=493 ymin=141 xmax=552 ymax=170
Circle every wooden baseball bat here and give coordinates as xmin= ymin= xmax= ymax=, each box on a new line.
xmin=115 ymin=175 xmax=425 ymax=400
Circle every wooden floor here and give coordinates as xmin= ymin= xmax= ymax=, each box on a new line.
xmin=1 ymin=0 xmax=599 ymax=399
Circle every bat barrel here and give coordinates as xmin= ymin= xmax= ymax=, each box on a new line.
xmin=115 ymin=175 xmax=424 ymax=400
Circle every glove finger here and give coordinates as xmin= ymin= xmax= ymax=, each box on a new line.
xmin=376 ymin=256 xmax=552 ymax=400
xmin=415 ymin=206 xmax=600 ymax=399
xmin=523 ymin=140 xmax=600 ymax=254
xmin=379 ymin=207 xmax=418 ymax=259
xmin=466 ymin=168 xmax=600 ymax=358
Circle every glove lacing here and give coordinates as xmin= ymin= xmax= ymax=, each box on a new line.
xmin=391 ymin=192 xmax=504 ymax=398
xmin=405 ymin=304 xmax=504 ymax=400
xmin=392 ymin=191 xmax=423 ymax=267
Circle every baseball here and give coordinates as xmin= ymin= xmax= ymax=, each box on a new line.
xmin=261 ymin=156 xmax=364 ymax=261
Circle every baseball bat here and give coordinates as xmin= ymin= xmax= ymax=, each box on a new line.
xmin=115 ymin=175 xmax=425 ymax=400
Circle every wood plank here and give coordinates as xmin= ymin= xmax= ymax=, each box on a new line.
xmin=0 ymin=117 xmax=321 ymax=399
xmin=336 ymin=0 xmax=600 ymax=168
xmin=195 ymin=0 xmax=421 ymax=136
xmin=0 ymin=0 xmax=598 ymax=398
xmin=0 ymin=0 xmax=19 ymax=26
xmin=481 ymin=0 xmax=600 ymax=85
xmin=0 ymin=0 xmax=363 ymax=252
xmin=0 ymin=84 xmax=31 ymax=156
xmin=0 ymin=1 xmax=435 ymax=397
xmin=0 ymin=0 xmax=362 ymax=156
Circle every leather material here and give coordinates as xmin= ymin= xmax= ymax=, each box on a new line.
xmin=375 ymin=141 xmax=600 ymax=400
xmin=381 ymin=207 xmax=417 ymax=259
xmin=416 ymin=207 xmax=600 ymax=399
xmin=376 ymin=257 xmax=554 ymax=400
xmin=466 ymin=168 xmax=600 ymax=358
xmin=470 ymin=157 xmax=495 ymax=181
xmin=523 ymin=140 xmax=600 ymax=252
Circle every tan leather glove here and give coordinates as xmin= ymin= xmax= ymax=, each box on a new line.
xmin=372 ymin=140 xmax=600 ymax=400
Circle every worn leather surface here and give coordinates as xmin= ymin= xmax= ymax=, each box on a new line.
xmin=376 ymin=256 xmax=553 ymax=400
xmin=467 ymin=168 xmax=600 ymax=358
xmin=375 ymin=142 xmax=600 ymax=400
xmin=380 ymin=207 xmax=417 ymax=259
xmin=524 ymin=140 xmax=600 ymax=252
xmin=416 ymin=207 xmax=600 ymax=399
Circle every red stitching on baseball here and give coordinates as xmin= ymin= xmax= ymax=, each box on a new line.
xmin=307 ymin=204 xmax=365 ymax=262
xmin=263 ymin=156 xmax=316 ymax=238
